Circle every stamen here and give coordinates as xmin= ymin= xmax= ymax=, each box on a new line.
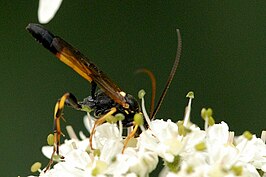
xmin=186 ymin=165 xmax=194 ymax=174
xmin=83 ymin=113 xmax=95 ymax=133
xmin=31 ymin=162 xmax=42 ymax=173
xmin=127 ymin=126 xmax=133 ymax=136
xmin=47 ymin=134 xmax=54 ymax=146
xmin=138 ymin=89 xmax=152 ymax=129
xmin=231 ymin=165 xmax=243 ymax=176
xmin=228 ymin=131 xmax=235 ymax=144
xmin=139 ymin=123 xmax=146 ymax=133
xmin=71 ymin=141 xmax=78 ymax=149
xmin=105 ymin=115 xmax=116 ymax=123
xmin=79 ymin=131 xmax=87 ymax=140
xmin=236 ymin=131 xmax=253 ymax=157
xmin=201 ymin=108 xmax=215 ymax=130
xmin=243 ymin=131 xmax=253 ymax=141
xmin=115 ymin=113 xmax=125 ymax=137
xmin=91 ymin=161 xmax=108 ymax=176
xmin=119 ymin=120 xmax=123 ymax=137
xmin=261 ymin=130 xmax=266 ymax=143
xmin=195 ymin=142 xmax=207 ymax=151
xmin=134 ymin=113 xmax=144 ymax=126
xmin=165 ymin=155 xmax=181 ymax=173
xmin=138 ymin=89 xmax=146 ymax=99
xmin=204 ymin=117 xmax=209 ymax=131
xmin=184 ymin=91 xmax=194 ymax=127
xmin=134 ymin=113 xmax=146 ymax=133
xmin=66 ymin=125 xmax=78 ymax=140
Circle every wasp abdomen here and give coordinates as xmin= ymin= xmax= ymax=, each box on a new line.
xmin=26 ymin=23 xmax=58 ymax=54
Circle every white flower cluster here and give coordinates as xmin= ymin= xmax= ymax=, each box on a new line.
xmin=29 ymin=93 xmax=266 ymax=177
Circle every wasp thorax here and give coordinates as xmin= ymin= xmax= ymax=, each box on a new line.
xmin=124 ymin=93 xmax=141 ymax=114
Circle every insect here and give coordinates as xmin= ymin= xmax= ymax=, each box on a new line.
xmin=26 ymin=23 xmax=181 ymax=169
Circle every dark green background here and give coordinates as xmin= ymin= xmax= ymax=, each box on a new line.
xmin=1 ymin=1 xmax=265 ymax=176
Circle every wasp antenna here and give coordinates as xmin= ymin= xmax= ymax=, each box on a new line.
xmin=151 ymin=29 xmax=182 ymax=120
xmin=136 ymin=68 xmax=156 ymax=118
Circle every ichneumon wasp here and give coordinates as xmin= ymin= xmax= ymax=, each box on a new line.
xmin=26 ymin=23 xmax=181 ymax=170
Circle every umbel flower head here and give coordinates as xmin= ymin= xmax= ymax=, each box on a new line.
xmin=28 ymin=91 xmax=266 ymax=177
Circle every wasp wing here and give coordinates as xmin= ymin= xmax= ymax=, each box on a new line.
xmin=26 ymin=23 xmax=128 ymax=108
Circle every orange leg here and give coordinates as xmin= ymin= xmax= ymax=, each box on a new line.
xmin=89 ymin=107 xmax=117 ymax=150
xmin=45 ymin=92 xmax=81 ymax=171
xmin=122 ymin=124 xmax=139 ymax=153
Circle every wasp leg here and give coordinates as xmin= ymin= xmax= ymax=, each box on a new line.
xmin=45 ymin=92 xmax=81 ymax=171
xmin=122 ymin=124 xmax=139 ymax=154
xmin=89 ymin=107 xmax=117 ymax=150
xmin=54 ymin=93 xmax=81 ymax=152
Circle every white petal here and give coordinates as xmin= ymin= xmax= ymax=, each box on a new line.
xmin=64 ymin=149 xmax=92 ymax=169
xmin=149 ymin=119 xmax=179 ymax=141
xmin=105 ymin=154 xmax=130 ymax=175
xmin=41 ymin=145 xmax=54 ymax=159
xmin=93 ymin=123 xmax=121 ymax=149
xmin=206 ymin=121 xmax=229 ymax=145
xmin=38 ymin=0 xmax=63 ymax=24
xmin=100 ymin=139 xmax=123 ymax=163
xmin=83 ymin=113 xmax=96 ymax=133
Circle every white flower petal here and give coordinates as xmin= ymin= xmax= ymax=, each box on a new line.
xmin=38 ymin=0 xmax=63 ymax=24
xmin=104 ymin=154 xmax=130 ymax=175
xmin=100 ymin=139 xmax=123 ymax=163
xmin=150 ymin=119 xmax=179 ymax=141
xmin=41 ymin=145 xmax=53 ymax=159
xmin=93 ymin=123 xmax=121 ymax=149
xmin=83 ymin=113 xmax=96 ymax=133
xmin=206 ymin=121 xmax=229 ymax=145
xmin=123 ymin=148 xmax=158 ymax=177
